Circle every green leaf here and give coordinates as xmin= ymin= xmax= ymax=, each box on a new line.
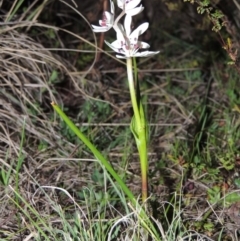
xmin=51 ymin=102 xmax=136 ymax=203
xmin=207 ymin=186 xmax=221 ymax=204
xmin=49 ymin=70 xmax=58 ymax=84
xmin=139 ymin=99 xmax=149 ymax=145
xmin=203 ymin=222 xmax=214 ymax=232
xmin=130 ymin=115 xmax=140 ymax=143
xmin=51 ymin=103 xmax=160 ymax=239
xmin=219 ymin=154 xmax=235 ymax=170
xmin=234 ymin=178 xmax=240 ymax=188
xmin=224 ymin=192 xmax=240 ymax=206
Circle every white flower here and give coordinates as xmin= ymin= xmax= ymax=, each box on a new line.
xmin=117 ymin=0 xmax=141 ymax=11
xmin=92 ymin=0 xmax=115 ymax=32
xmin=105 ymin=15 xmax=159 ymax=58
xmin=117 ymin=0 xmax=144 ymax=16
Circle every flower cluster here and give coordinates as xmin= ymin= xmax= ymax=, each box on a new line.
xmin=92 ymin=0 xmax=159 ymax=59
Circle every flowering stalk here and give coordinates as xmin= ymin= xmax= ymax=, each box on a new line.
xmin=127 ymin=57 xmax=148 ymax=201
xmin=92 ymin=0 xmax=159 ymax=202
xmin=52 ymin=102 xmax=160 ymax=239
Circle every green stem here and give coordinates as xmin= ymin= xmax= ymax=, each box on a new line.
xmin=126 ymin=58 xmax=141 ymax=125
xmin=126 ymin=58 xmax=148 ymax=202
xmin=138 ymin=112 xmax=148 ymax=202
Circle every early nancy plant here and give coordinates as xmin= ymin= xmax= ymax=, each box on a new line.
xmin=93 ymin=0 xmax=159 ymax=201
xmin=52 ymin=0 xmax=159 ymax=215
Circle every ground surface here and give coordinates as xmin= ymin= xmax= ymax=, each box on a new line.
xmin=0 ymin=0 xmax=240 ymax=240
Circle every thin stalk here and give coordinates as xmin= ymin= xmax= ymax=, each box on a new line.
xmin=126 ymin=58 xmax=148 ymax=202
xmin=126 ymin=58 xmax=141 ymax=125
xmin=51 ymin=104 xmax=159 ymax=239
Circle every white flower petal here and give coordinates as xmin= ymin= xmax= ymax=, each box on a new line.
xmin=99 ymin=19 xmax=112 ymax=27
xmin=131 ymin=22 xmax=149 ymax=38
xmin=91 ymin=0 xmax=114 ymax=33
xmin=116 ymin=50 xmax=160 ymax=58
xmin=138 ymin=41 xmax=150 ymax=49
xmin=134 ymin=51 xmax=160 ymax=57
xmin=117 ymin=0 xmax=141 ymax=10
xmin=125 ymin=0 xmax=141 ymax=10
xmin=105 ymin=40 xmax=122 ymax=53
xmin=126 ymin=6 xmax=144 ymax=16
xmin=92 ymin=25 xmax=110 ymax=32
xmin=104 ymin=11 xmax=113 ymax=23
xmin=114 ymin=24 xmax=125 ymax=42
xmin=124 ymin=15 xmax=132 ymax=37
xmin=110 ymin=0 xmax=114 ymax=13
xmin=116 ymin=54 xmax=128 ymax=59
xmin=104 ymin=40 xmax=116 ymax=50
xmin=110 ymin=40 xmax=122 ymax=49
xmin=117 ymin=0 xmax=123 ymax=9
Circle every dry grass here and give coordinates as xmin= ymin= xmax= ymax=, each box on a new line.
xmin=0 ymin=0 xmax=240 ymax=240
xmin=0 ymin=2 xmax=101 ymax=239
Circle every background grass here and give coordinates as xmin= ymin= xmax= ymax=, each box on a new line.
xmin=0 ymin=0 xmax=240 ymax=240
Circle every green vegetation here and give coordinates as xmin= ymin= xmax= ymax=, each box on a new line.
xmin=0 ymin=0 xmax=240 ymax=240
